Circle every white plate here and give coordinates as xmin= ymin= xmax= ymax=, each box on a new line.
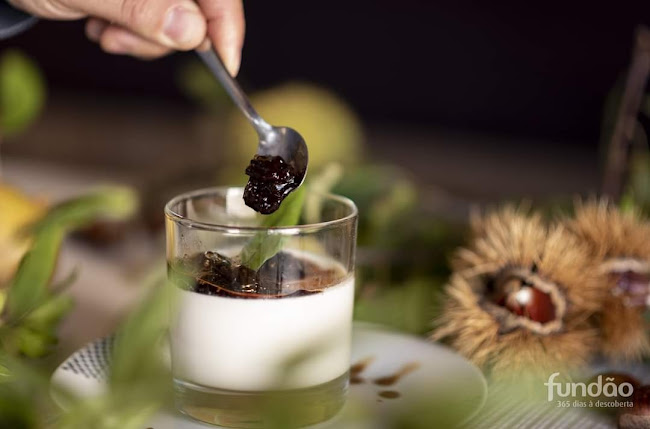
xmin=52 ymin=323 xmax=486 ymax=428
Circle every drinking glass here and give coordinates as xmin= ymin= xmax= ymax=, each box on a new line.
xmin=165 ymin=187 xmax=358 ymax=428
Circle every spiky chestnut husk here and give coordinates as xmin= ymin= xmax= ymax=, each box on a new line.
xmin=566 ymin=200 xmax=650 ymax=361
xmin=432 ymin=207 xmax=602 ymax=377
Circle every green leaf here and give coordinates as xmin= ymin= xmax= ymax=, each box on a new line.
xmin=5 ymin=292 xmax=74 ymax=358
xmin=620 ymin=189 xmax=637 ymax=214
xmin=368 ymin=179 xmax=417 ymax=237
xmin=0 ymin=50 xmax=46 ymax=137
xmin=627 ymin=150 xmax=650 ymax=211
xmin=49 ymin=267 xmax=79 ymax=292
xmin=58 ymin=282 xmax=171 ymax=429
xmin=7 ymin=187 xmax=137 ymax=320
xmin=28 ymin=186 xmax=139 ymax=235
xmin=0 ymin=353 xmax=55 ymax=427
xmin=240 ymin=186 xmax=307 ymax=270
xmin=5 ymin=225 xmax=64 ymax=322
xmin=22 ymin=293 xmax=73 ymax=334
xmin=3 ymin=188 xmax=137 ymax=361
xmin=16 ymin=326 xmax=55 ymax=358
xmin=304 ymin=163 xmax=343 ymax=224
xmin=58 ymin=392 xmax=163 ymax=429
xmin=110 ymin=283 xmax=170 ymax=388
xmin=0 ymin=385 xmax=36 ymax=429
xmin=0 ymin=363 xmax=10 ymax=382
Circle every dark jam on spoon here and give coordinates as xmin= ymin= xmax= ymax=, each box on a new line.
xmin=243 ymin=155 xmax=303 ymax=214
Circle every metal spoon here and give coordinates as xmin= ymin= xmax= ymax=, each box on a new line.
xmin=196 ymin=48 xmax=308 ymax=185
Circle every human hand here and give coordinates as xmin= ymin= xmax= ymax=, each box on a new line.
xmin=7 ymin=0 xmax=245 ymax=74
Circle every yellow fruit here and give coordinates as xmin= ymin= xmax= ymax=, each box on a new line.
xmin=0 ymin=183 xmax=45 ymax=286
xmin=223 ymin=83 xmax=364 ymax=182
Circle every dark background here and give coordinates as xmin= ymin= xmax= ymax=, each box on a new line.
xmin=4 ymin=0 xmax=650 ymax=146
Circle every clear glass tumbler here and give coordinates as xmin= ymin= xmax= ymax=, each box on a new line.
xmin=165 ymin=187 xmax=357 ymax=428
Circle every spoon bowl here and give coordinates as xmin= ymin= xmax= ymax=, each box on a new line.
xmin=257 ymin=126 xmax=309 ymax=183
xmin=197 ymin=48 xmax=308 ymax=190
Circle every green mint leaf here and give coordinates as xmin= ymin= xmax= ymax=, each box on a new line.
xmin=27 ymin=186 xmax=139 ymax=235
xmin=22 ymin=293 xmax=73 ymax=335
xmin=16 ymin=326 xmax=56 ymax=358
xmin=304 ymin=163 xmax=343 ymax=224
xmin=240 ymin=186 xmax=307 ymax=270
xmin=5 ymin=225 xmax=64 ymax=322
xmin=110 ymin=282 xmax=170 ymax=388
xmin=5 ymin=186 xmax=137 ymax=335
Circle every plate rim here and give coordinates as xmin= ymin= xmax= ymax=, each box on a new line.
xmin=51 ymin=322 xmax=488 ymax=424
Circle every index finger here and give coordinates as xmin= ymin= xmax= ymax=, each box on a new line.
xmin=197 ymin=0 xmax=245 ymax=76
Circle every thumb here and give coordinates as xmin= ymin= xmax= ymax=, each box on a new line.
xmin=66 ymin=0 xmax=207 ymax=50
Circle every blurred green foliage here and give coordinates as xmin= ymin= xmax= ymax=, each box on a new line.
xmin=0 ymin=50 xmax=46 ymax=137
xmin=601 ymin=76 xmax=650 ymax=214
xmin=623 ymin=147 xmax=650 ymax=213
xmin=331 ymin=164 xmax=464 ymax=334
xmin=354 ymin=279 xmax=441 ymax=335
xmin=10 ymin=59 xmax=646 ymax=427
xmin=616 ymin=90 xmax=650 ymax=214
xmin=4 ymin=225 xmax=66 ymax=325
xmin=177 ymin=59 xmax=228 ymax=111
xmin=0 ymin=187 xmax=139 ymax=428
xmin=28 ymin=186 xmax=139 ymax=234
xmin=58 ymin=283 xmax=171 ymax=429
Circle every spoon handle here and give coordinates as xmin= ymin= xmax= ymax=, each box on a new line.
xmin=196 ymin=48 xmax=271 ymax=135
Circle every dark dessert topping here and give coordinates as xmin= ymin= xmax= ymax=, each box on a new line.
xmin=170 ymin=251 xmax=342 ymax=299
xmin=243 ymin=155 xmax=303 ymax=215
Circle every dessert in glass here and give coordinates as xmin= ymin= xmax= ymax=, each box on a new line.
xmin=165 ymin=187 xmax=357 ymax=428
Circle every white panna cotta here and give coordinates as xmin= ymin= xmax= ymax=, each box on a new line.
xmin=170 ymin=254 xmax=354 ymax=392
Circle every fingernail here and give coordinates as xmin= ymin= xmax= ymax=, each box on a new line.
xmin=86 ymin=20 xmax=107 ymax=41
xmin=222 ymin=44 xmax=241 ymax=76
xmin=163 ymin=6 xmax=204 ymax=47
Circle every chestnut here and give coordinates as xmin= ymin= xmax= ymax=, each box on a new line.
xmin=493 ymin=276 xmax=556 ymax=323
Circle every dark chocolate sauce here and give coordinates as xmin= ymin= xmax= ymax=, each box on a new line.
xmin=350 ymin=357 xmax=374 ymax=375
xmin=243 ymin=155 xmax=303 ymax=214
xmin=373 ymin=362 xmax=420 ymax=386
xmin=170 ymin=251 xmax=341 ymax=299
xmin=349 ymin=357 xmax=374 ymax=385
xmin=347 ymin=357 xmax=411 ymax=400
xmin=378 ymin=391 xmax=401 ymax=399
